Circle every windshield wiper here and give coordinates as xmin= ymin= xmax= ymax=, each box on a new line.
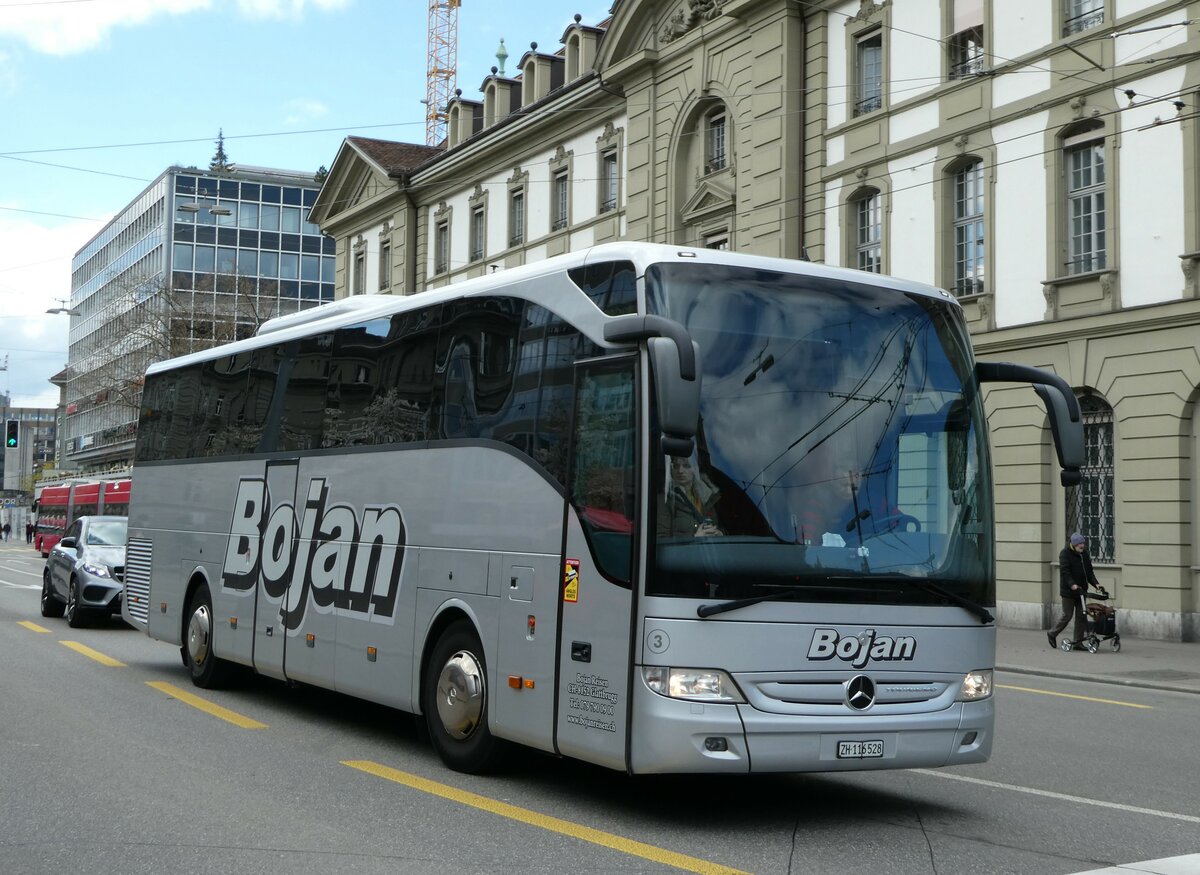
xmin=698 ymin=577 xmax=994 ymax=623
xmin=697 ymin=584 xmax=851 ymax=618
xmin=842 ymin=576 xmax=993 ymax=624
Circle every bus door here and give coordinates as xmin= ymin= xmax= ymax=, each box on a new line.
xmin=252 ymin=458 xmax=300 ymax=682
xmin=554 ymin=355 xmax=638 ymax=770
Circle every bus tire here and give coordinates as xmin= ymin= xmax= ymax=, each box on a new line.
xmin=422 ymin=620 xmax=501 ymax=774
xmin=40 ymin=570 xmax=65 ymax=618
xmin=184 ymin=583 xmax=231 ymax=689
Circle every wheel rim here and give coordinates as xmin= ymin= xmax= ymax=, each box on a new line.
xmin=41 ymin=576 xmax=51 ymax=610
xmin=435 ymin=649 xmax=485 ymax=741
xmin=187 ymin=602 xmax=212 ymax=667
xmin=67 ymin=581 xmax=77 ymax=620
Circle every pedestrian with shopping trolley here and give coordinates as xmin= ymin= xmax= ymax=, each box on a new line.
xmin=1049 ymin=532 xmax=1101 ymax=650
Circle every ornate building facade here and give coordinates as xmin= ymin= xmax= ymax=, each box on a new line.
xmin=310 ymin=0 xmax=1200 ymax=640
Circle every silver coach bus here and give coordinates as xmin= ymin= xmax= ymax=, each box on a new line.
xmin=123 ymin=242 xmax=1082 ymax=775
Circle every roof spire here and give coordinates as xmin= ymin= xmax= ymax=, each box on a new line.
xmin=495 ymin=38 xmax=507 ymax=76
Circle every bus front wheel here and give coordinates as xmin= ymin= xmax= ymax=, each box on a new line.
xmin=422 ymin=620 xmax=501 ymax=773
xmin=184 ymin=583 xmax=231 ymax=689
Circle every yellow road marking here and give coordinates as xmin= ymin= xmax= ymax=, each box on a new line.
xmin=998 ymin=683 xmax=1152 ymax=709
xmin=343 ymin=760 xmax=750 ymax=875
xmin=61 ymin=641 xmax=126 ymax=667
xmin=18 ymin=620 xmax=51 ymax=633
xmin=146 ymin=681 xmax=268 ymax=729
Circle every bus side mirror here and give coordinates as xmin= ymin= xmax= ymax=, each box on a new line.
xmin=1034 ymin=385 xmax=1083 ymax=486
xmin=975 ymin=361 xmax=1083 ymax=487
xmin=604 ymin=315 xmax=701 ymax=457
xmin=649 ymin=337 xmax=701 ymax=457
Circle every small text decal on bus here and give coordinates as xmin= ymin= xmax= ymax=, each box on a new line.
xmin=807 ymin=628 xmax=916 ymax=669
xmin=221 ymin=476 xmax=405 ymax=631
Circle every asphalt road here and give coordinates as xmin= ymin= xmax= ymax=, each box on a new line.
xmin=1 ymin=542 xmax=1197 ymax=874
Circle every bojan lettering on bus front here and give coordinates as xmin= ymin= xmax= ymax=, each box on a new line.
xmin=807 ymin=628 xmax=917 ymax=670
xmin=566 ymin=671 xmax=618 ymax=731
xmin=221 ymin=476 xmax=405 ymax=631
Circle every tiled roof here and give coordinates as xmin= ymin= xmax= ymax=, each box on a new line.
xmin=347 ymin=137 xmax=442 ymax=175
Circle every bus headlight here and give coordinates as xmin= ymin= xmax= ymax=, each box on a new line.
xmin=956 ymin=669 xmax=993 ymax=701
xmin=642 ymin=667 xmax=746 ymax=703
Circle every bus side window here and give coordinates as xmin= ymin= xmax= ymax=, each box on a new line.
xmin=434 ymin=298 xmax=521 ymax=440
xmin=197 ymin=351 xmax=256 ymax=458
xmin=276 ymin=333 xmax=331 ymax=451
xmin=569 ymin=260 xmax=638 ymax=316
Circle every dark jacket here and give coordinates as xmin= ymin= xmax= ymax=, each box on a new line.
xmin=657 ymin=477 xmax=720 ymax=537
xmin=1058 ymin=545 xmax=1099 ymax=597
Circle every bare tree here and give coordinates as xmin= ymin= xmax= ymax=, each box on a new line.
xmin=67 ymin=272 xmax=280 ymax=433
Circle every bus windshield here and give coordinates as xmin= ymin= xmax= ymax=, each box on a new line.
xmin=645 ymin=262 xmax=994 ymax=607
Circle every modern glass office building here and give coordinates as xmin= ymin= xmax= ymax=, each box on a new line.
xmin=62 ymin=165 xmax=334 ymax=471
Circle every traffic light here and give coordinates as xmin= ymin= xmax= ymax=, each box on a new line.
xmin=4 ymin=419 xmax=17 ymax=449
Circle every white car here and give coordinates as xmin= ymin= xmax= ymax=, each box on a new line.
xmin=41 ymin=515 xmax=127 ymax=628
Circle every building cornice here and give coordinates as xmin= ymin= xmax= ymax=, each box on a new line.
xmin=973 ymin=298 xmax=1200 ymax=356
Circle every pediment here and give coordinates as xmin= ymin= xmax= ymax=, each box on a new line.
xmin=310 ymin=137 xmax=437 ymax=226
xmin=597 ymin=0 xmax=732 ymax=69
xmin=309 ymin=148 xmax=392 ymax=225
xmin=680 ymin=176 xmax=735 ymax=225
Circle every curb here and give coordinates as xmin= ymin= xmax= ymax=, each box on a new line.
xmin=997 ymin=663 xmax=1199 ymax=696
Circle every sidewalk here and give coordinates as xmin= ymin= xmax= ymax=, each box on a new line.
xmin=997 ymin=626 xmax=1200 ymax=695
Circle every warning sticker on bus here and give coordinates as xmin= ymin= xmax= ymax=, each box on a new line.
xmin=563 ymin=559 xmax=580 ymax=603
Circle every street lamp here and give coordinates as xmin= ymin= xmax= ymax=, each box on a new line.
xmin=46 ymin=297 xmax=80 ymax=316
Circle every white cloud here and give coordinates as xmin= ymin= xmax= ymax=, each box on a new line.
xmin=0 ymin=50 xmax=18 ymax=96
xmin=235 ymin=0 xmax=352 ymax=19
xmin=0 ymin=214 xmax=98 ymax=408
xmin=0 ymin=0 xmax=212 ymax=56
xmin=283 ymin=98 xmax=330 ymax=126
xmin=0 ymin=0 xmax=351 ymax=56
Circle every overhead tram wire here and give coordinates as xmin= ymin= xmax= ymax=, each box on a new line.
xmin=9 ymin=73 xmax=1190 ymax=275
xmin=4 ymin=38 xmax=1195 ymax=265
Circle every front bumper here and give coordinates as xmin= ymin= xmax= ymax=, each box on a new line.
xmin=79 ymin=574 xmax=124 ymax=614
xmin=628 ymin=677 xmax=993 ymax=774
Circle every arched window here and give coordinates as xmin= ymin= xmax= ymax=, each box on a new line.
xmin=1065 ymin=393 xmax=1115 ymax=562
xmin=704 ymin=105 xmax=727 ymax=173
xmin=851 ymin=189 xmax=881 ymax=273
xmin=951 ymin=158 xmax=985 ymax=295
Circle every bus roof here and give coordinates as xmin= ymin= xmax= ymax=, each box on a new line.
xmin=144 ymin=242 xmax=957 ymax=377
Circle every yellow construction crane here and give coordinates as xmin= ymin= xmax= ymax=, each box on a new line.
xmin=426 ymin=0 xmax=461 ymax=146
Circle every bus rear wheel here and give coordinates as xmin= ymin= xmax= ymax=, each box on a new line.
xmin=184 ymin=583 xmax=232 ymax=689
xmin=422 ymin=620 xmax=501 ymax=773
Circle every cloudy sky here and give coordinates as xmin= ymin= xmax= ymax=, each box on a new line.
xmin=0 ymin=0 xmax=611 ymax=408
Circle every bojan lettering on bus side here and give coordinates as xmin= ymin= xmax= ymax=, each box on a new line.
xmin=221 ymin=475 xmax=405 ymax=630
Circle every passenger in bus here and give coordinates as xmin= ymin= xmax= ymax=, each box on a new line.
xmin=658 ymin=455 xmax=722 ymax=538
